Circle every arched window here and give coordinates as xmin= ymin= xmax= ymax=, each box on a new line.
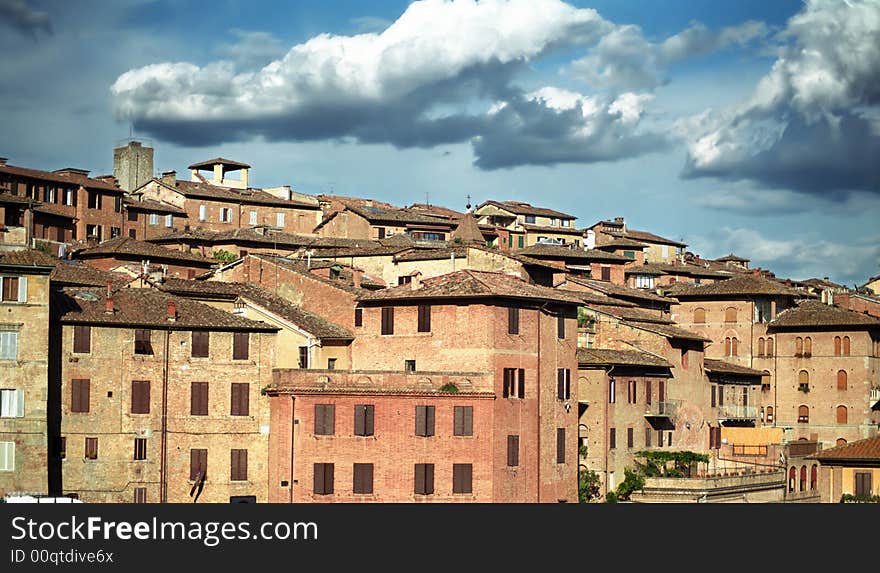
xmin=837 ymin=405 xmax=847 ymax=424
xmin=788 ymin=467 xmax=796 ymax=492
xmin=724 ymin=307 xmax=737 ymax=323
xmin=732 ymin=337 xmax=739 ymax=356
xmin=843 ymin=336 xmax=850 ymax=356
xmin=758 ymin=338 xmax=765 ymax=357
xmin=810 ymin=465 xmax=818 ymax=490
xmin=834 ymin=336 xmax=841 ymax=355
xmin=693 ymin=308 xmax=706 ymax=324
xmin=837 ymin=370 xmax=847 ymax=390
xmin=798 ymin=405 xmax=809 ymax=423
xmin=766 ymin=406 xmax=774 ymax=424
xmin=795 ymin=337 xmax=803 ymax=356
xmin=836 ymin=438 xmax=847 ymax=447
xmin=766 ymin=337 xmax=774 ymax=357
xmin=724 ymin=337 xmax=731 ymax=356
xmin=803 ymin=337 xmax=812 ymax=357
xmin=800 ymin=465 xmax=807 ymax=491
xmin=798 ymin=370 xmax=809 ymax=392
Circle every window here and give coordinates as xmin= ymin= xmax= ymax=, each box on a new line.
xmin=0 ymin=389 xmax=24 ymax=418
xmin=731 ymin=338 xmax=738 ymax=357
xmin=199 ymin=205 xmax=207 ymax=221
xmin=377 ymin=227 xmax=385 ymax=240
xmin=73 ymin=325 xmax=90 ymax=354
xmin=85 ymin=438 xmax=98 ymax=460
xmin=518 ymin=236 xmax=524 ymax=249
xmin=645 ymin=426 xmax=652 ymax=447
xmin=381 ymin=307 xmax=394 ymax=335
xmin=557 ymin=314 xmax=565 ymax=339
xmin=220 ymin=208 xmax=233 ymax=223
xmin=657 ymin=429 xmax=664 ymax=447
xmin=843 ymin=336 xmax=850 ymax=356
xmin=718 ymin=385 xmax=724 ymax=406
xmin=799 ymin=465 xmax=807 ymax=492
xmin=788 ymin=467 xmax=796 ymax=492
xmin=796 ymin=337 xmax=803 ymax=357
xmin=609 ymin=428 xmax=616 ymax=449
xmin=417 ymin=305 xmax=431 ymax=333
xmin=404 ymin=359 xmax=416 ymax=373
xmin=353 ymin=463 xmax=373 ymax=494
xmin=724 ymin=337 xmax=731 ymax=356
xmin=508 ymin=307 xmax=519 ymax=335
xmin=693 ymin=308 xmax=706 ymax=324
xmin=127 ymin=209 xmax=138 ymax=222
xmin=645 ymin=380 xmax=652 ymax=405
xmin=327 ymin=358 xmax=337 ymax=370
xmin=454 ymin=406 xmax=473 ymax=436
xmin=133 ymin=488 xmax=147 ymax=503
xmin=134 ymin=329 xmax=152 ymax=355
xmin=811 ymin=465 xmax=817 ymax=491
xmin=230 ymin=383 xmax=249 ymax=416
xmin=766 ymin=338 xmax=774 ymax=357
xmin=190 ymin=449 xmax=207 ymax=480
xmin=314 ymin=404 xmax=335 ymax=435
xmin=724 ymin=307 xmax=737 ymax=323
xmin=797 ymin=405 xmax=809 ymax=424
xmin=709 ymin=426 xmax=722 ymax=449
xmin=601 ymin=267 xmax=611 ymax=281
xmin=354 ymin=308 xmax=363 ymax=327
xmin=354 ymin=404 xmax=374 ymax=436
xmin=834 ymin=336 xmax=841 ymax=355
xmin=149 ymin=213 xmax=158 ymax=225
xmin=129 ymin=229 xmax=137 ymax=239
xmin=836 ymin=405 xmax=848 ymax=424
xmin=525 ymin=215 xmax=536 ymax=224
xmin=2 ymin=276 xmax=26 ymax=302
xmin=855 ymin=472 xmax=872 ymax=497
xmin=71 ymin=379 xmax=90 ymax=413
xmin=837 ymin=370 xmax=847 ymax=390
xmin=134 ymin=438 xmax=147 ymax=461
xmin=557 ymin=369 xmax=571 ymax=400
xmin=298 ymin=346 xmax=309 ymax=369
xmin=414 ymin=464 xmax=434 ymax=495
xmin=758 ymin=338 xmax=765 ymax=357
xmin=623 ymin=250 xmax=635 ymax=259
xmin=711 ymin=385 xmax=716 ymax=408
xmin=658 ymin=380 xmax=665 ymax=401
xmin=627 ymin=380 xmax=637 ymax=404
xmin=627 ymin=428 xmax=634 ymax=449
xmin=397 ymin=275 xmax=410 ymax=286
xmin=507 ymin=435 xmax=519 ymax=467
xmin=453 ymin=464 xmax=473 ymax=493
xmin=609 ymin=378 xmax=616 ymax=404
xmin=837 ymin=438 xmax=848 ymax=447
xmin=165 ymin=214 xmax=173 ymax=227
xmin=415 ymin=405 xmax=435 ymax=437
xmin=110 ymin=226 xmax=121 ymax=239
xmin=231 ymin=449 xmax=248 ymax=481
xmin=65 ymin=188 xmax=75 ymax=206
xmin=87 ymin=190 xmax=101 ymax=209
xmin=131 ymin=380 xmax=150 ymax=414
xmin=248 ymin=211 xmax=257 ymax=226
xmin=803 ymin=336 xmax=812 ymax=358
xmin=233 ymin=332 xmax=249 ymax=360
xmin=635 ymin=275 xmax=654 ymax=289
xmin=113 ymin=195 xmax=122 ymax=213
xmin=502 ymin=368 xmax=525 ymax=399
xmin=191 ymin=331 xmax=209 ymax=358
xmin=766 ymin=406 xmax=774 ymax=424
xmin=273 ymin=212 xmax=284 ymax=228
xmin=191 ymin=382 xmax=209 ymax=416
xmin=798 ymin=370 xmax=809 ymax=392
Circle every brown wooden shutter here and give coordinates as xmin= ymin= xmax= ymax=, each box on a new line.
xmin=453 ymin=464 xmax=472 ymax=494
xmin=134 ymin=329 xmax=152 ymax=355
xmin=463 ymin=406 xmax=472 ymax=436
xmin=414 ymin=464 xmax=425 ymax=494
xmin=381 ymin=307 xmax=394 ymax=335
xmin=453 ymin=406 xmax=463 ymax=436
xmin=659 ymin=380 xmax=665 ymax=401
xmin=507 ymin=435 xmax=519 ymax=466
xmin=609 ymin=428 xmax=616 ymax=449
xmin=192 ymin=331 xmax=209 ymax=357
xmin=354 ymin=463 xmax=373 ymax=494
xmin=231 ymin=449 xmax=247 ymax=481
xmin=517 ymin=369 xmax=525 ymax=399
xmin=354 ymin=308 xmax=363 ymax=327
xmin=557 ymin=428 xmax=565 ymax=463
xmin=601 ymin=266 xmax=611 ymax=281
xmin=315 ymin=405 xmax=334 ymax=435
xmin=711 ymin=385 xmax=716 ymax=407
xmin=313 ymin=463 xmax=325 ymax=494
xmin=85 ymin=437 xmax=98 ymax=459
xmin=71 ymin=379 xmax=90 ymax=413
xmin=627 ymin=427 xmax=634 ymax=449
xmin=233 ymin=332 xmax=249 ymax=360
xmin=502 ymin=369 xmax=510 ymax=398
xmin=646 ymin=427 xmax=652 ymax=447
xmin=508 ymin=307 xmax=519 ymax=335
xmin=190 ymin=449 xmax=207 ymax=480
xmin=557 ymin=369 xmax=565 ymax=400
xmin=191 ymin=382 xmax=208 ymax=416
xmin=418 ymin=305 xmax=431 ymax=332
xmin=415 ymin=406 xmax=426 ymax=436
xmin=557 ymin=314 xmax=565 ymax=339
xmin=73 ymin=325 xmax=91 ymax=353
xmin=646 ymin=380 xmax=652 ymax=405
xmin=426 ymin=406 xmax=435 ymax=437
xmin=231 ymin=383 xmax=249 ymax=416
xmin=131 ymin=380 xmax=150 ymax=414
xmin=365 ymin=405 xmax=374 ymax=436
xmin=425 ymin=464 xmax=434 ymax=494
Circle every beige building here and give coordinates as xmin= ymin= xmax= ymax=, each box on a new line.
xmin=810 ymin=435 xmax=880 ymax=502
xmin=473 ymin=200 xmax=582 ymax=248
xmin=588 ymin=217 xmax=686 ymax=265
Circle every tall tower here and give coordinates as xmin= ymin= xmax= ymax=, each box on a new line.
xmin=113 ymin=140 xmax=154 ymax=192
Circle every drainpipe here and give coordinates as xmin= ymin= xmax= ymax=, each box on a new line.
xmin=604 ymin=364 xmax=615 ymax=497
xmin=160 ymin=329 xmax=170 ymax=503
xmin=536 ymin=303 xmax=541 ymax=502
xmin=289 ymin=396 xmax=295 ymax=504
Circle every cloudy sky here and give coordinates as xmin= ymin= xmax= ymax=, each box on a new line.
xmin=1 ymin=0 xmax=878 ymax=285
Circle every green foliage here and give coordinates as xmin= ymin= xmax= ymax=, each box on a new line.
xmin=634 ymin=450 xmax=709 ymax=478
xmin=577 ymin=307 xmax=596 ymax=328
xmin=212 ymin=249 xmax=238 ymax=263
xmin=578 ymin=469 xmax=601 ymax=503
xmin=605 ymin=491 xmax=618 ymax=503
xmin=615 ymin=468 xmax=646 ymax=501
xmin=33 ymin=239 xmax=53 ymax=256
xmin=840 ymin=493 xmax=880 ymax=503
xmin=439 ymin=383 xmax=459 ymax=393
xmin=578 ymin=445 xmax=589 ymax=459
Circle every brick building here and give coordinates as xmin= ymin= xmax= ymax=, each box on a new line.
xmin=314 ymin=201 xmax=456 ymax=242
xmin=473 ymin=200 xmax=581 ymax=249
xmin=50 ymin=286 xmax=279 ymax=503
xmin=516 ymin=244 xmax=631 ymax=284
xmin=587 ymin=217 xmax=686 ymax=264
xmin=0 ymin=250 xmax=56 ymax=497
xmin=809 ymin=435 xmax=880 ymax=502
xmin=72 ymin=236 xmax=216 ymax=280
xmin=266 ymin=270 xmax=581 ymax=502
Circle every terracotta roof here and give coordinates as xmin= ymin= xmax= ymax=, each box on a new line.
xmin=237 ymin=287 xmax=353 ymax=341
xmin=124 ymin=198 xmax=188 ymax=215
xmin=0 ymin=163 xmax=122 ymax=192
xmin=584 ymin=303 xmax=673 ymax=324
xmin=187 ymin=157 xmax=251 ymax=170
xmin=609 ymin=228 xmax=686 ymax=247
xmin=0 ymin=191 xmax=36 ymax=206
xmin=345 ymin=204 xmax=455 ymax=226
xmin=509 ymin=254 xmax=566 ymax=271
xmin=517 ymin=244 xmax=631 ymax=262
xmin=810 ymin=436 xmax=880 ymax=463
xmin=315 ymin=245 xmax=412 ymax=258
xmin=74 ymin=237 xmax=216 ymax=266
xmin=53 ymin=287 xmax=278 ymax=331
xmin=405 ymin=204 xmax=465 ymax=219
xmin=0 ymin=249 xmax=57 ymax=269
xmin=159 ymin=179 xmax=317 ymax=209
xmin=621 ymin=320 xmax=711 ymax=342
xmin=625 ymin=263 xmax=731 ymax=279
xmin=577 ymin=348 xmax=671 ymax=368
xmin=715 ymin=254 xmax=750 ymax=263
xmin=358 ymin=269 xmax=583 ymax=305
xmin=51 ymin=262 xmax=128 ymax=287
xmin=158 ymin=278 xmax=253 ymax=299
xmin=520 ymin=224 xmax=584 ymax=235
xmin=451 ymin=215 xmax=486 ymax=245
xmin=671 ymin=274 xmax=805 ymax=298
xmin=770 ymin=300 xmax=880 ymax=329
xmin=565 ymin=276 xmax=676 ymax=305
xmin=393 ymin=247 xmax=470 ymax=262
xmin=477 ymin=200 xmax=575 ymax=220
xmin=33 ymin=203 xmax=76 ymax=219
xmin=703 ymin=359 xmax=764 ymax=377
xmin=596 ymin=237 xmax=648 ymax=249
xmin=801 ymin=277 xmax=846 ymax=289
xmin=563 ymin=288 xmax=636 ymax=307
xmin=252 ymin=254 xmax=372 ymax=295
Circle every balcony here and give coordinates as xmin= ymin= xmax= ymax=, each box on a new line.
xmin=717 ymin=404 xmax=758 ymax=421
xmin=644 ymin=400 xmax=680 ymax=419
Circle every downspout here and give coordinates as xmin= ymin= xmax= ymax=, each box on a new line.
xmin=160 ymin=329 xmax=170 ymax=503
xmin=289 ymin=396 xmax=295 ymax=503
xmin=604 ymin=364 xmax=615 ymax=497
xmin=536 ymin=303 xmax=541 ymax=503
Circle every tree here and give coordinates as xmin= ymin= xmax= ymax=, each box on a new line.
xmin=578 ymin=468 xmax=601 ymax=503
xmin=615 ymin=468 xmax=645 ymax=501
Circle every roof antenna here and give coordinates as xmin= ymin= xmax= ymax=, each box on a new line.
xmin=465 ymin=194 xmax=472 ymax=211
xmin=426 ymin=191 xmax=429 ymax=207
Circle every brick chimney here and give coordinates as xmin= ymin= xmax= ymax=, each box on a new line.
xmin=167 ymin=300 xmax=177 ymax=321
xmin=352 ymin=269 xmax=363 ymax=289
xmin=410 ymin=271 xmax=422 ymax=291
xmin=161 ymin=171 xmax=177 ymax=185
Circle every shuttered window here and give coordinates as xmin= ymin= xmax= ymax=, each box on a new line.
xmin=230 ymin=449 xmax=248 ymax=481
xmin=354 ymin=308 xmax=363 ymax=327
xmin=453 ymin=406 xmax=473 ymax=436
xmin=837 ymin=405 xmax=848 ymax=424
xmin=557 ymin=369 xmax=571 ymax=400
xmin=1 ymin=276 xmax=19 ymax=302
xmin=414 ymin=463 xmax=434 ymax=495
xmin=453 ymin=463 xmax=473 ymax=494
xmin=557 ymin=314 xmax=565 ymax=339
xmin=314 ymin=404 xmax=335 ymax=435
xmin=0 ymin=331 xmax=18 ymax=360
xmin=134 ymin=329 xmax=152 ymax=355
xmin=130 ymin=380 xmax=150 ymax=414
xmin=601 ymin=266 xmax=611 ymax=281
xmin=381 ymin=307 xmax=394 ymax=335
xmin=711 ymin=385 xmax=716 ymax=408
xmin=693 ymin=308 xmax=706 ymax=324
xmin=645 ymin=426 xmax=652 ymax=447
xmin=0 ymin=442 xmax=13 ymax=471
xmin=190 ymin=449 xmax=207 ymax=480
xmin=415 ymin=405 xmax=435 ymax=437
xmin=71 ymin=379 xmax=90 ymax=413
xmin=798 ymin=405 xmax=809 ymax=423
xmin=645 ymin=380 xmax=652 ymax=405
xmin=609 ymin=428 xmax=616 ymax=450
xmin=627 ymin=380 xmax=637 ymax=404
xmin=85 ymin=438 xmax=98 ymax=460
xmin=354 ymin=404 xmax=374 ymax=436
xmin=191 ymin=331 xmax=209 ymax=358
xmin=417 ymin=305 xmax=431 ymax=333
xmin=556 ymin=428 xmax=565 ymax=463
xmin=133 ymin=488 xmax=147 ymax=503
xmin=658 ymin=380 xmax=665 ymax=401
xmin=837 ymin=370 xmax=848 ymax=390
xmin=73 ymin=325 xmax=91 ymax=354
xmin=508 ymin=307 xmax=519 ymax=335
xmin=134 ymin=438 xmax=147 ymax=460
xmin=507 ymin=435 xmax=519 ymax=467
xmin=230 ymin=383 xmax=249 ymax=416
xmin=353 ymin=463 xmax=374 ymax=494
xmin=627 ymin=428 xmax=634 ymax=449
xmin=834 ymin=336 xmax=841 ymax=355
xmin=0 ymin=389 xmax=24 ymax=418
xmin=313 ymin=463 xmax=334 ymax=495
xmin=855 ymin=472 xmax=871 ymax=497
xmin=233 ymin=332 xmax=249 ymax=360
xmin=843 ymin=336 xmax=850 ymax=356
xmin=190 ymin=382 xmax=208 ymax=416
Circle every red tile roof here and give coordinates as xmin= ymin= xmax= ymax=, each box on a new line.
xmin=577 ymin=348 xmax=671 ymax=368
xmin=74 ymin=237 xmax=216 ymax=266
xmin=0 ymin=249 xmax=57 ymax=269
xmin=187 ymin=157 xmax=251 ymax=170
xmin=770 ymin=300 xmax=880 ymax=329
xmin=671 ymin=274 xmax=805 ymax=298
xmin=0 ymin=163 xmax=122 ymax=192
xmin=810 ymin=436 xmax=880 ymax=464
xmin=477 ymin=200 xmax=575 ymax=220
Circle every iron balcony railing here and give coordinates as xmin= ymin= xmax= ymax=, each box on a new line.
xmin=717 ymin=404 xmax=758 ymax=420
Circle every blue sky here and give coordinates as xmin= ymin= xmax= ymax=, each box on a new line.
xmin=1 ymin=0 xmax=878 ymax=285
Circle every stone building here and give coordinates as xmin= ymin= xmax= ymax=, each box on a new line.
xmin=587 ymin=217 xmax=687 ymax=265
xmin=313 ymin=201 xmax=456 ymax=242
xmin=809 ymin=435 xmax=880 ymax=502
xmin=516 ymin=244 xmax=631 ymax=284
xmin=72 ymin=236 xmax=216 ymax=280
xmin=473 ymin=200 xmax=581 ymax=249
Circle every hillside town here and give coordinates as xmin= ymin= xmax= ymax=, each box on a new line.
xmin=1 ymin=140 xmax=878 ymax=504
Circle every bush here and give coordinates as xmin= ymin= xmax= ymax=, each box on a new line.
xmin=212 ymin=249 xmax=238 ymax=263
xmin=578 ymin=469 xmax=601 ymax=503
xmin=605 ymin=491 xmax=618 ymax=503
xmin=840 ymin=493 xmax=880 ymax=503
xmin=438 ymin=383 xmax=459 ymax=393
xmin=615 ymin=468 xmax=646 ymax=501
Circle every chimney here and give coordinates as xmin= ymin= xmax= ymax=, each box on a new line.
xmin=410 ymin=271 xmax=422 ymax=291
xmin=161 ymin=170 xmax=177 ymax=185
xmin=105 ymin=284 xmax=114 ymax=314
xmin=614 ymin=217 xmax=624 ymax=224
xmin=352 ymin=269 xmax=363 ymax=289
xmin=167 ymin=300 xmax=177 ymax=321
xmin=106 ymin=281 xmax=113 ymax=298
xmin=0 ymin=157 xmax=7 ymax=166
